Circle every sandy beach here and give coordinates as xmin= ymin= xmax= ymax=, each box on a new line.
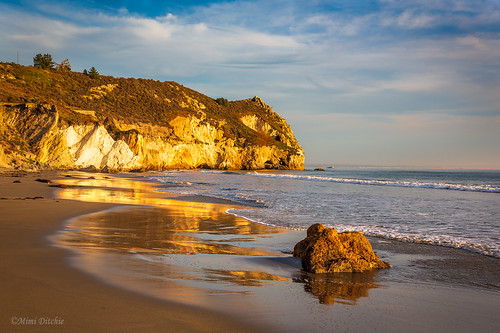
xmin=0 ymin=169 xmax=259 ymax=332
xmin=1 ymin=169 xmax=499 ymax=332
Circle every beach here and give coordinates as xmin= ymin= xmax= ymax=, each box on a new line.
xmin=1 ymin=169 xmax=499 ymax=332
xmin=0 ymin=169 xmax=260 ymax=332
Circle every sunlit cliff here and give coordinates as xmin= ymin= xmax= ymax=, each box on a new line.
xmin=0 ymin=62 xmax=304 ymax=170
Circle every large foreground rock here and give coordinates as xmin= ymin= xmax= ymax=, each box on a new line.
xmin=293 ymin=223 xmax=391 ymax=273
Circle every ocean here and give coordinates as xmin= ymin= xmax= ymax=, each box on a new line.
xmin=151 ymin=167 xmax=500 ymax=259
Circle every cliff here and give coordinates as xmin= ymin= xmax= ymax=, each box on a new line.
xmin=0 ymin=63 xmax=304 ymax=171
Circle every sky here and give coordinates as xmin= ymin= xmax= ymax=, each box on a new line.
xmin=1 ymin=0 xmax=499 ymax=169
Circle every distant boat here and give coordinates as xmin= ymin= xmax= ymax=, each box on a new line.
xmin=327 ymin=166 xmax=335 ymax=169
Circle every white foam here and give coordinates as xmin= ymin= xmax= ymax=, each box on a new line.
xmin=226 ymin=208 xmax=500 ymax=258
xmin=250 ymin=173 xmax=500 ymax=193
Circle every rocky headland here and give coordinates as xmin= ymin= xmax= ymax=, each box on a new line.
xmin=0 ymin=62 xmax=304 ymax=171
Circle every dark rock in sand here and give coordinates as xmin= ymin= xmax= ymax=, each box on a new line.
xmin=314 ymin=168 xmax=325 ymax=171
xmin=293 ymin=223 xmax=391 ymax=273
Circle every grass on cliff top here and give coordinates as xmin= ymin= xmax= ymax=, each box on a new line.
xmin=0 ymin=62 xmax=298 ymax=151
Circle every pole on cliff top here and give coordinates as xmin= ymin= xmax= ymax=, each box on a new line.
xmin=17 ymin=50 xmax=19 ymax=64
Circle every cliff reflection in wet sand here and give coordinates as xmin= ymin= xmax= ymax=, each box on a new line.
xmin=53 ymin=173 xmax=380 ymax=309
xmin=59 ymin=206 xmax=280 ymax=257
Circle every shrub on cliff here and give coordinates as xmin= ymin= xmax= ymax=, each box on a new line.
xmin=215 ymin=97 xmax=229 ymax=107
xmin=56 ymin=59 xmax=71 ymax=71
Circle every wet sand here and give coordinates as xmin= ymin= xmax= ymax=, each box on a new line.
xmin=1 ymin=169 xmax=499 ymax=332
xmin=0 ymin=169 xmax=259 ymax=332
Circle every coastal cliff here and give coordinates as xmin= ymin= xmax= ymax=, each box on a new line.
xmin=0 ymin=63 xmax=304 ymax=171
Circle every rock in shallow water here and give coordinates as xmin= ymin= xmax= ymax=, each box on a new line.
xmin=293 ymin=223 xmax=391 ymax=273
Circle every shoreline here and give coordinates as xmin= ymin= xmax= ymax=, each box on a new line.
xmin=1 ymin=169 xmax=499 ymax=332
xmin=0 ymin=169 xmax=261 ymax=332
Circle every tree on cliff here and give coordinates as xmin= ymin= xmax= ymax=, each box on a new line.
xmin=33 ymin=53 xmax=54 ymax=69
xmin=87 ymin=67 xmax=99 ymax=79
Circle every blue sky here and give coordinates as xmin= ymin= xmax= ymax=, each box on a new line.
xmin=1 ymin=0 xmax=499 ymax=168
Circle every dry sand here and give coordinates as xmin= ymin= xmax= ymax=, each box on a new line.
xmin=0 ymin=169 xmax=259 ymax=332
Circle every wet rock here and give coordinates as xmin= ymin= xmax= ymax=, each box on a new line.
xmin=293 ymin=223 xmax=391 ymax=273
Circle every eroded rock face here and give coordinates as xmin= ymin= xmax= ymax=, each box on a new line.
xmin=293 ymin=223 xmax=391 ymax=273
xmin=0 ymin=103 xmax=304 ymax=171
xmin=62 ymin=124 xmax=139 ymax=170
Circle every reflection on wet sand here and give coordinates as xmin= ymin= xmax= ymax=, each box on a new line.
xmin=59 ymin=206 xmax=281 ymax=256
xmin=294 ymin=271 xmax=379 ymax=305
xmin=204 ymin=269 xmax=290 ymax=287
xmin=53 ymin=173 xmax=380 ymax=308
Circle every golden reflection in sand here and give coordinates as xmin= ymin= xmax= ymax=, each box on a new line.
xmin=53 ymin=173 xmax=380 ymax=306
xmin=54 ymin=173 xmax=278 ymax=236
xmin=56 ymin=174 xmax=227 ymax=211
xmin=58 ymin=206 xmax=280 ymax=256
xmin=204 ymin=269 xmax=290 ymax=287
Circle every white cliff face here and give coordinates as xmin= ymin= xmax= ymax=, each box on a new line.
xmin=102 ymin=140 xmax=138 ymax=170
xmin=63 ymin=124 xmax=138 ymax=170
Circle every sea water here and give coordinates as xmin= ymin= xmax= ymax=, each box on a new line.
xmin=151 ymin=167 xmax=500 ymax=258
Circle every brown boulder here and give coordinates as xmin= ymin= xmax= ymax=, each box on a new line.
xmin=293 ymin=223 xmax=391 ymax=273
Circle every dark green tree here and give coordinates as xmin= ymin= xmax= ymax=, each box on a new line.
xmin=87 ymin=67 xmax=99 ymax=79
xmin=33 ymin=53 xmax=54 ymax=69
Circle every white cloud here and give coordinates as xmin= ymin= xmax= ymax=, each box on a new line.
xmin=396 ymin=10 xmax=435 ymax=28
xmin=457 ymin=36 xmax=487 ymax=50
xmin=122 ymin=16 xmax=174 ymax=41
